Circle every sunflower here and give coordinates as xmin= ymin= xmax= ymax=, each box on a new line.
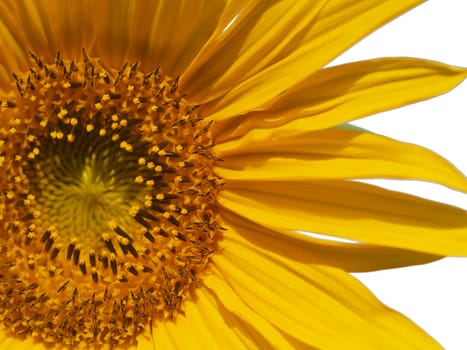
xmin=0 ymin=0 xmax=466 ymax=349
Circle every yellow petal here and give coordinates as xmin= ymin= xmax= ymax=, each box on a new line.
xmin=220 ymin=206 xmax=441 ymax=272
xmin=215 ymin=127 xmax=467 ymax=192
xmin=219 ymin=180 xmax=467 ymax=256
xmin=200 ymin=0 xmax=426 ymax=121
xmin=211 ymin=229 xmax=442 ymax=349
xmin=0 ymin=0 xmax=95 ymax=93
xmin=202 ymin=272 xmax=295 ymax=349
xmin=0 ymin=0 xmax=63 ymax=91
xmin=182 ymin=0 xmax=329 ymax=103
xmin=26 ymin=1 xmax=93 ymax=59
xmin=0 ymin=0 xmax=227 ymax=93
xmin=91 ymin=0 xmax=226 ymax=77
xmin=214 ymin=58 xmax=467 ymax=141
xmin=153 ymin=287 xmax=249 ymax=350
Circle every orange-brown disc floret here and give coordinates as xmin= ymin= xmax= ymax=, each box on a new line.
xmin=0 ymin=51 xmax=224 ymax=347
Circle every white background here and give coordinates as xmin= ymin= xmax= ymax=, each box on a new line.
xmin=329 ymin=1 xmax=467 ymax=349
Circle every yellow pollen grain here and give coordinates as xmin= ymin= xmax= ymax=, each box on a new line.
xmin=117 ymin=236 xmax=129 ymax=245
xmin=135 ymin=176 xmax=144 ymax=184
xmin=167 ymin=240 xmax=176 ymax=250
xmin=86 ymin=124 xmax=94 ymax=132
xmin=99 ymin=128 xmax=107 ymax=136
xmin=120 ymin=141 xmax=133 ymax=152
xmin=94 ymin=102 xmax=103 ymax=110
xmin=102 ymin=94 xmax=110 ymax=102
xmin=129 ymin=205 xmax=139 ymax=217
xmin=138 ymin=157 xmax=146 ymax=165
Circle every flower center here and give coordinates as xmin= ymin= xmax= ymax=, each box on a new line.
xmin=0 ymin=51 xmax=223 ymax=347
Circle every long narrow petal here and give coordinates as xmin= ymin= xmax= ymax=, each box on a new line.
xmin=213 ymin=58 xmax=467 ymax=141
xmin=195 ymin=0 xmax=426 ymax=121
xmin=201 ymin=275 xmax=295 ymax=349
xmin=0 ymin=0 xmax=95 ymax=92
xmin=182 ymin=0 xmax=329 ymax=102
xmin=90 ymin=0 xmax=226 ymax=77
xmin=210 ymin=229 xmax=441 ymax=349
xmin=215 ymin=127 xmax=467 ymax=192
xmin=0 ymin=10 xmax=29 ymax=91
xmin=153 ymin=289 xmax=249 ymax=350
xmin=220 ymin=206 xmax=441 ymax=272
xmin=219 ymin=180 xmax=467 ymax=256
xmin=152 ymin=272 xmax=293 ymax=349
xmin=0 ymin=0 xmax=227 ymax=92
